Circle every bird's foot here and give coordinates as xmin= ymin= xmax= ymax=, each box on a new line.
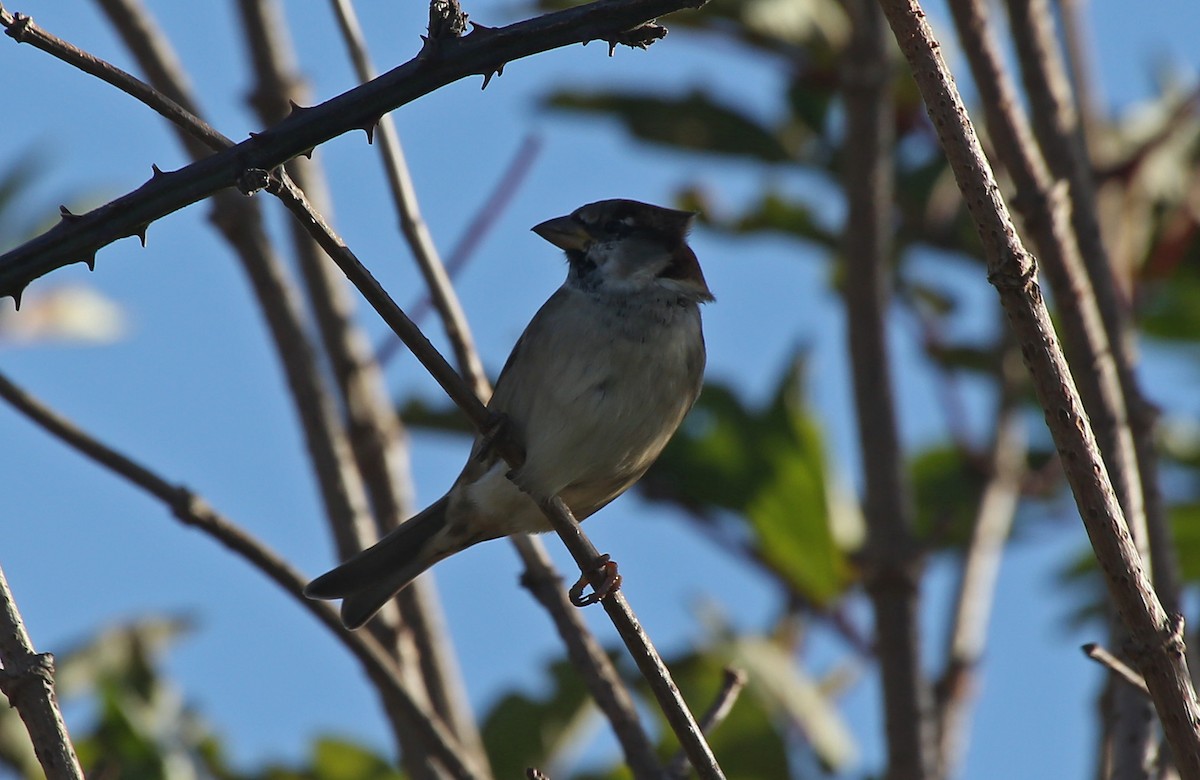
xmin=569 ymin=554 xmax=622 ymax=607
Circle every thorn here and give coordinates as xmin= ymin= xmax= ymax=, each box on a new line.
xmin=287 ymin=99 xmax=308 ymax=117
xmin=301 ymin=147 xmax=314 ymax=160
xmin=361 ymin=122 xmax=377 ymax=144
xmin=481 ymin=62 xmax=505 ymax=91
xmin=151 ymin=163 xmax=165 ymax=177
xmin=608 ymin=40 xmax=617 ymax=57
xmin=58 ymin=205 xmax=82 ymax=223
xmin=11 ymin=285 xmax=25 ymax=311
xmin=468 ymin=21 xmax=497 ymax=37
xmin=83 ymin=254 xmax=96 ymax=271
xmin=134 ymin=224 xmax=148 ymax=247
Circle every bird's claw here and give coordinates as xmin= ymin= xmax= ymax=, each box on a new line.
xmin=569 ymin=554 xmax=622 ymax=607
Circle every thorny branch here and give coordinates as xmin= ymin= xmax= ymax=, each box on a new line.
xmin=329 ymin=1 xmax=660 ymax=773
xmin=0 ymin=0 xmax=697 ymax=298
xmin=0 ymin=2 xmax=725 ymax=777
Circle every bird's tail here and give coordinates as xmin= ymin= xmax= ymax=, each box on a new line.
xmin=304 ymin=496 xmax=450 ymax=629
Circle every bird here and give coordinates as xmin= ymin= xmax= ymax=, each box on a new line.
xmin=304 ymin=199 xmax=714 ymax=629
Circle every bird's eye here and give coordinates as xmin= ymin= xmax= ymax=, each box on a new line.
xmin=603 ymin=219 xmax=629 ymax=235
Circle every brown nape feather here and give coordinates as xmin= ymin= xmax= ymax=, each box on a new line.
xmin=661 ymin=244 xmax=715 ymax=301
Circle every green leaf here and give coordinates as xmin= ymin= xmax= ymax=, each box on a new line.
xmin=679 ymin=188 xmax=839 ymax=249
xmin=481 ymin=658 xmax=595 ymax=778
xmin=639 ymin=649 xmax=792 ymax=779
xmin=543 ymin=90 xmax=794 ymax=163
xmin=718 ymin=636 xmax=856 ymax=771
xmin=644 ymin=361 xmax=854 ymax=603
xmin=910 ymin=446 xmax=989 ymax=548
xmin=310 ymin=736 xmax=403 ymax=780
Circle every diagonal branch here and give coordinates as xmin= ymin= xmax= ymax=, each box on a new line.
xmin=0 ymin=4 xmax=724 ymax=777
xmin=0 ymin=371 xmax=487 ymax=780
xmin=874 ymin=0 xmax=1200 ymax=773
xmin=0 ymin=0 xmax=700 ymax=299
xmin=0 ymin=566 xmax=85 ymax=780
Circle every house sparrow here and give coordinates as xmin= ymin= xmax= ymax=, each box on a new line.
xmin=305 ymin=199 xmax=713 ymax=629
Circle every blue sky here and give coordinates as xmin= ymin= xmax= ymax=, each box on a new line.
xmin=2 ymin=1 xmax=1198 ymax=777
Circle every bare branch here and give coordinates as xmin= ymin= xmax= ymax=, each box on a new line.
xmin=378 ymin=135 xmax=543 ymax=365
xmin=935 ymin=348 xmax=1026 ymax=776
xmin=665 ymin=667 xmax=747 ymax=778
xmin=0 ymin=371 xmax=488 ymax=780
xmin=0 ymin=566 xmax=84 ymax=780
xmin=0 ymin=3 xmax=725 ymax=775
xmin=1085 ymin=643 xmax=1151 ymax=697
xmin=841 ymin=0 xmax=934 ymax=776
xmin=874 ymin=0 xmax=1200 ymax=772
xmin=329 ymin=0 xmax=486 ymax=393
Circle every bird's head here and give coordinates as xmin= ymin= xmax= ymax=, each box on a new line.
xmin=533 ymin=199 xmax=713 ymax=303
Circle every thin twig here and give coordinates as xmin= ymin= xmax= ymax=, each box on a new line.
xmin=1007 ymin=0 xmax=1183 ymax=619
xmin=0 ymin=370 xmax=486 ymax=780
xmin=0 ymin=6 xmax=724 ymax=776
xmin=875 ymin=0 xmax=1200 ymax=772
xmin=329 ymin=0 xmax=486 ymax=392
xmin=87 ymin=0 xmax=380 ymax=581
xmin=934 ymin=345 xmax=1026 ymax=777
xmin=943 ymin=1 xmax=1158 ymax=770
xmin=840 ymin=0 xmax=933 ymax=777
xmin=0 ymin=566 xmax=84 ymax=780
xmin=1084 ymin=644 xmax=1151 ymax=697
xmin=378 ymin=133 xmax=543 ymax=365
xmin=665 ymin=667 xmax=747 ymax=778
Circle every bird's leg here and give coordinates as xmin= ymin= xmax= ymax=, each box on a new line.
xmin=569 ymin=553 xmax=623 ymax=607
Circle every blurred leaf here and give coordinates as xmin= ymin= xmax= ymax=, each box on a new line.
xmin=644 ymin=360 xmax=853 ymax=603
xmin=397 ymin=396 xmax=474 ymax=437
xmin=1138 ymin=260 xmax=1200 ymax=341
xmin=0 ymin=284 xmax=129 ymax=345
xmin=679 ymin=188 xmax=839 ymax=248
xmin=1169 ymin=501 xmax=1200 ymax=583
xmin=639 ymin=649 xmax=791 ymax=779
xmin=543 ymin=90 xmax=794 ymax=163
xmin=310 ymin=737 xmax=403 ymax=780
xmin=481 ymin=658 xmax=595 ymax=778
xmin=911 ymin=446 xmax=987 ymax=548
xmin=719 ymin=636 xmax=856 ymax=770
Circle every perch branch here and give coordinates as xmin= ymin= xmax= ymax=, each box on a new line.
xmin=0 ymin=371 xmax=486 ymax=780
xmin=0 ymin=3 xmax=722 ymax=776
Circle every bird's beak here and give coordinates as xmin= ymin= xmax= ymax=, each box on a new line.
xmin=532 ymin=215 xmax=590 ymax=251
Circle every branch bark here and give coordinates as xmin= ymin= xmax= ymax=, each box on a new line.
xmin=0 ymin=0 xmax=703 ymax=298
xmin=841 ymin=0 xmax=934 ymax=777
xmin=0 ymin=371 xmax=489 ymax=780
xmin=0 ymin=565 xmax=84 ymax=780
xmin=0 ymin=2 xmax=723 ymax=776
xmin=874 ymin=0 xmax=1200 ymax=774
